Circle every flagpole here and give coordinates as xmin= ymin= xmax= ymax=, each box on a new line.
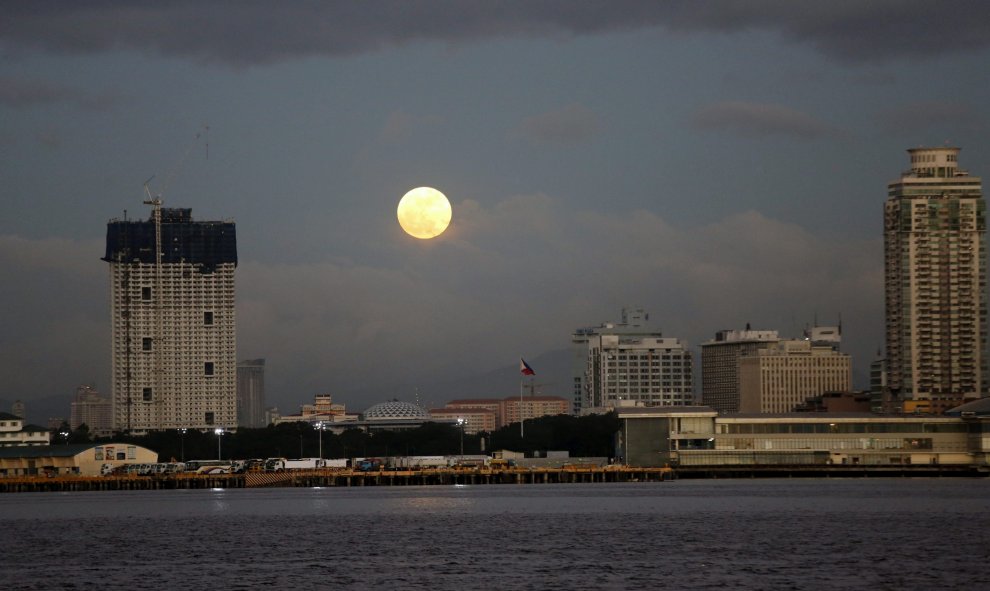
xmin=520 ymin=374 xmax=524 ymax=439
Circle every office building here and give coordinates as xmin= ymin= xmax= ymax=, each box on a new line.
xmin=575 ymin=308 xmax=693 ymax=412
xmin=884 ymin=147 xmax=987 ymax=411
xmin=236 ymin=359 xmax=266 ymax=428
xmin=69 ymin=385 xmax=113 ymax=437
xmin=103 ymin=202 xmax=237 ymax=432
xmin=738 ymin=340 xmax=852 ymax=413
xmin=701 ymin=327 xmax=780 ymax=414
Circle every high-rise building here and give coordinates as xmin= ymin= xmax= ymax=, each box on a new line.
xmin=738 ymin=340 xmax=852 ymax=413
xmin=884 ymin=147 xmax=987 ymax=411
xmin=103 ymin=202 xmax=237 ymax=432
xmin=574 ymin=308 xmax=693 ymax=412
xmin=701 ymin=327 xmax=779 ymax=414
xmin=236 ymin=359 xmax=266 ymax=428
xmin=69 ymin=385 xmax=113 ymax=437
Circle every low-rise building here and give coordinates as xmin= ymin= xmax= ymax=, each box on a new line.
xmin=615 ymin=406 xmax=990 ymax=468
xmin=0 ymin=443 xmax=157 ymax=477
xmin=0 ymin=412 xmax=50 ymax=447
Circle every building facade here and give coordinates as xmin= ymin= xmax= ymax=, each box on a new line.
xmin=574 ymin=308 xmax=693 ymax=412
xmin=614 ymin=406 xmax=990 ymax=469
xmin=0 ymin=412 xmax=50 ymax=447
xmin=701 ymin=328 xmax=779 ymax=414
xmin=236 ymin=359 xmax=266 ymax=428
xmin=69 ymin=385 xmax=113 ymax=437
xmin=884 ymin=147 xmax=988 ymax=410
xmin=738 ymin=340 xmax=852 ymax=413
xmin=428 ymin=407 xmax=497 ymax=434
xmin=103 ymin=203 xmax=237 ymax=432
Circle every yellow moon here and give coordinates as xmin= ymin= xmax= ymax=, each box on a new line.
xmin=397 ymin=187 xmax=452 ymax=239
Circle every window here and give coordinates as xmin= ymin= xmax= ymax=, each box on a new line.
xmin=205 ymin=362 xmax=215 ymax=376
xmin=204 ymin=311 xmax=214 ymax=326
xmin=141 ymin=287 xmax=152 ymax=301
xmin=205 ymin=412 xmax=215 ymax=426
xmin=142 ymin=387 xmax=152 ymax=402
xmin=142 ymin=337 xmax=153 ymax=351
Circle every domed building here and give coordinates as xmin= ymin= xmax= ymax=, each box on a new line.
xmin=359 ymin=400 xmax=440 ymax=431
xmin=363 ymin=400 xmax=431 ymax=421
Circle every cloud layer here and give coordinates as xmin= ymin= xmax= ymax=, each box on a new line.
xmin=3 ymin=2 xmax=988 ymax=66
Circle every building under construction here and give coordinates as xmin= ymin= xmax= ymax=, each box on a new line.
xmin=103 ymin=203 xmax=237 ymax=432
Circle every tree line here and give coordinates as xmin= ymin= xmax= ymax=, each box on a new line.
xmin=59 ymin=412 xmax=620 ymax=462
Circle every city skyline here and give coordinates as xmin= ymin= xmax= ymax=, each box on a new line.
xmin=2 ymin=4 xmax=990 ymax=415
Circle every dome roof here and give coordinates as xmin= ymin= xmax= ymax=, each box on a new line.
xmin=363 ymin=400 xmax=431 ymax=421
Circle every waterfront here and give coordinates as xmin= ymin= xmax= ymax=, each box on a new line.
xmin=1 ymin=479 xmax=988 ymax=590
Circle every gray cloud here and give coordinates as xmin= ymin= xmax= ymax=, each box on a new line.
xmin=1 ymin=2 xmax=987 ymax=66
xmin=0 ymin=75 xmax=120 ymax=110
xmin=514 ymin=103 xmax=604 ymax=145
xmin=692 ymin=101 xmax=837 ymax=140
xmin=878 ymin=100 xmax=985 ymax=134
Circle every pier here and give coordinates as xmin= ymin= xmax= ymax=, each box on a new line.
xmin=0 ymin=465 xmax=673 ymax=493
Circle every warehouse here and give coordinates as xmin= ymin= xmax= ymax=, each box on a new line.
xmin=0 ymin=443 xmax=158 ymax=477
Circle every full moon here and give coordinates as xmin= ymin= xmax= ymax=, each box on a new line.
xmin=397 ymin=186 xmax=452 ymax=239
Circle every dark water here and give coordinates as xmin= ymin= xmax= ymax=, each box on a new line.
xmin=1 ymin=479 xmax=988 ymax=590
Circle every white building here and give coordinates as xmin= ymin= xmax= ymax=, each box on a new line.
xmin=0 ymin=412 xmax=51 ymax=447
xmin=738 ymin=340 xmax=852 ymax=413
xmin=575 ymin=308 xmax=693 ymax=412
xmin=884 ymin=146 xmax=987 ymax=412
xmin=103 ymin=203 xmax=237 ymax=432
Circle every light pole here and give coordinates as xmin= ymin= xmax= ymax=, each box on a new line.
xmin=316 ymin=421 xmax=324 ymax=460
xmin=179 ymin=428 xmax=187 ymax=461
xmin=214 ymin=428 xmax=224 ymax=461
xmin=457 ymin=418 xmax=465 ymax=459
xmin=59 ymin=430 xmax=69 ymax=445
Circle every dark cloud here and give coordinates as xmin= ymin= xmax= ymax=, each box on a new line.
xmin=0 ymin=76 xmax=120 ymax=110
xmin=515 ymin=103 xmax=604 ymax=145
xmin=1 ymin=1 xmax=987 ymax=66
xmin=691 ymin=101 xmax=837 ymax=139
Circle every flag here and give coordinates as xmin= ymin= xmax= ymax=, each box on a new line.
xmin=520 ymin=358 xmax=535 ymax=376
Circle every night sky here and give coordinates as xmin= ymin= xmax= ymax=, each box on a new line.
xmin=3 ymin=2 xmax=990 ymax=415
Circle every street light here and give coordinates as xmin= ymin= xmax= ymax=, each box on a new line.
xmin=456 ymin=418 xmax=465 ymax=459
xmin=214 ymin=428 xmax=224 ymax=461
xmin=179 ymin=428 xmax=187 ymax=461
xmin=316 ymin=421 xmax=325 ymax=460
xmin=59 ymin=430 xmax=69 ymax=446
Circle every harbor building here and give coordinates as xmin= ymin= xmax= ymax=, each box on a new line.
xmin=884 ymin=147 xmax=988 ymax=411
xmin=701 ymin=327 xmax=779 ymax=413
xmin=69 ymin=385 xmax=113 ymax=437
xmin=614 ymin=405 xmax=990 ymax=469
xmin=574 ymin=308 xmax=693 ymax=413
xmin=0 ymin=443 xmax=157 ymax=477
xmin=738 ymin=340 xmax=852 ymax=413
xmin=236 ymin=359 xmax=267 ymax=428
xmin=103 ymin=202 xmax=237 ymax=432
